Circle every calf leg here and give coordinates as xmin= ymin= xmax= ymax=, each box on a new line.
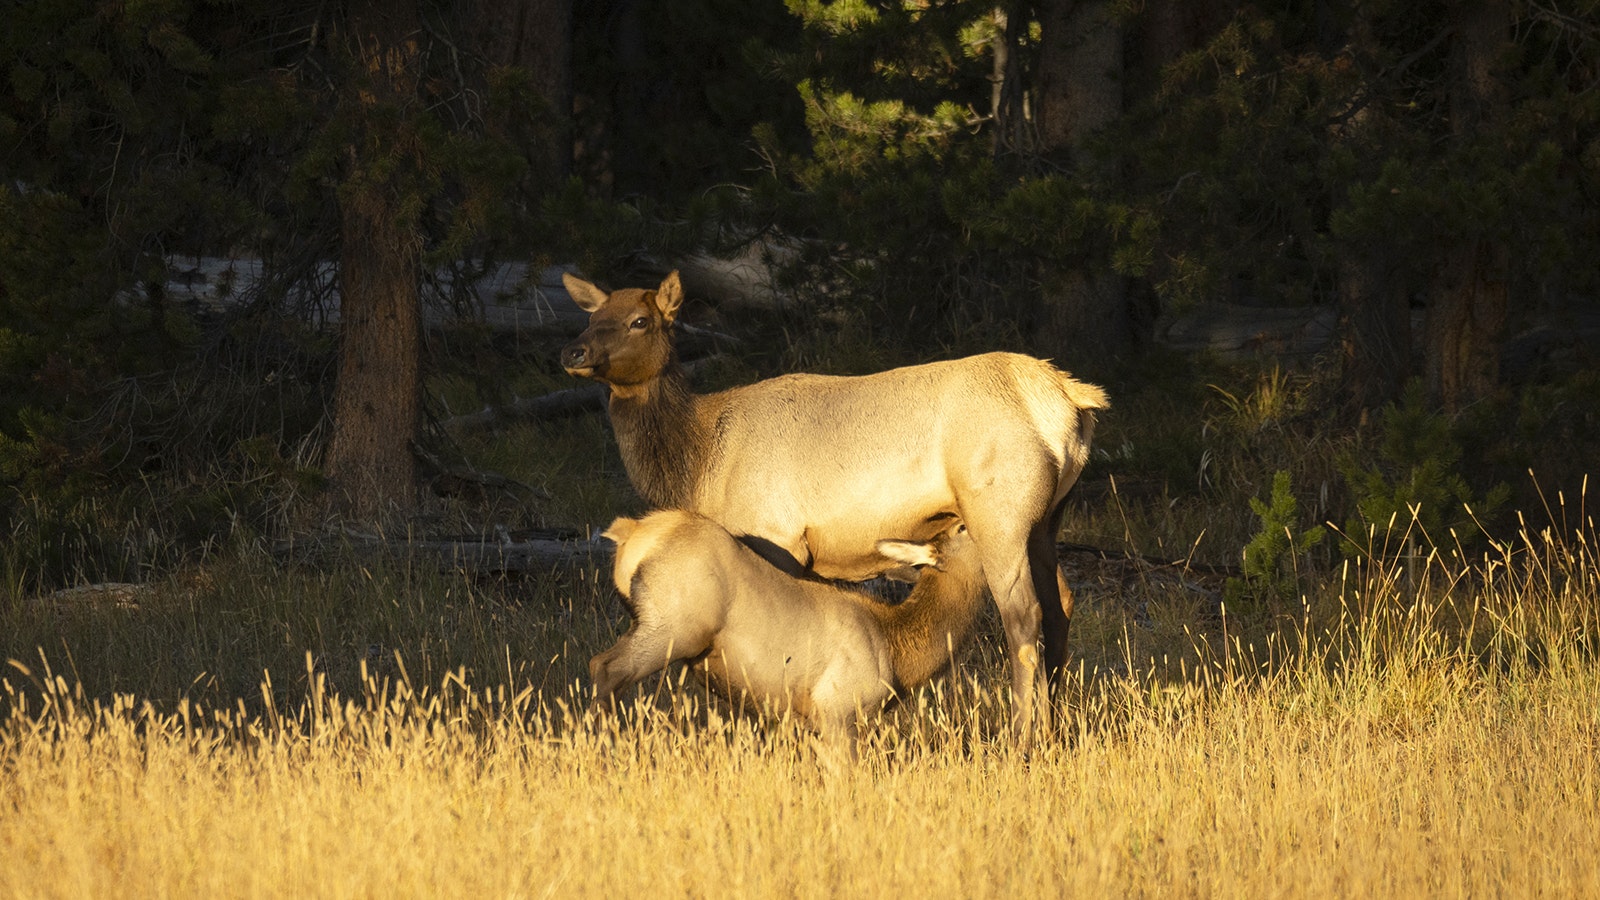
xmin=812 ymin=713 xmax=862 ymax=767
xmin=588 ymin=621 xmax=702 ymax=714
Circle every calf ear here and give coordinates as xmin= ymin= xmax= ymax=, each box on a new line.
xmin=876 ymin=539 xmax=938 ymax=569
xmin=602 ymin=516 xmax=639 ymax=545
xmin=881 ymin=564 xmax=923 ymax=584
xmin=654 ymin=271 xmax=685 ymax=322
xmin=563 ymin=272 xmax=611 ymax=312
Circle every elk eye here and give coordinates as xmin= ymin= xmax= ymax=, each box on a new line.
xmin=629 ymin=316 xmax=650 ymax=330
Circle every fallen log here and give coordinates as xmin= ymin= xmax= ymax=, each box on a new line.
xmin=635 ymin=237 xmax=805 ymax=312
xmin=157 ymin=257 xmax=597 ymax=335
xmin=1156 ymin=302 xmax=1339 ymax=360
xmin=273 ymin=520 xmax=1243 ymax=604
xmin=404 ymin=535 xmax=612 ymax=573
xmin=275 ymin=528 xmax=614 ymax=575
xmin=36 ymin=582 xmax=150 ymax=611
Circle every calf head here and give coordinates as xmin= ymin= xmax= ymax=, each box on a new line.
xmin=560 ymin=271 xmax=684 ymax=390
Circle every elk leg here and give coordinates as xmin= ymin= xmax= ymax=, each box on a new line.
xmin=1000 ymin=577 xmax=1048 ymax=752
xmin=1031 ymin=500 xmax=1072 ymax=687
xmin=588 ymin=622 xmax=700 ymax=714
xmin=960 ymin=461 xmax=1070 ymax=751
xmin=963 ymin=518 xmax=1048 ymax=751
xmin=812 ymin=713 xmax=861 ymax=766
xmin=1055 ymin=568 xmax=1074 ymax=650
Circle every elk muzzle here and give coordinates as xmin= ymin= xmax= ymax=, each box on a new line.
xmin=561 ymin=339 xmax=604 ymax=377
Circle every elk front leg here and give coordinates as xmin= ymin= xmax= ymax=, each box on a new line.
xmin=812 ymin=712 xmax=862 ymax=769
xmin=588 ymin=623 xmax=695 ymax=715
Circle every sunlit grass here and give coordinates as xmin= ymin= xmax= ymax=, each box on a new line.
xmin=3 ymin=512 xmax=1597 ymax=897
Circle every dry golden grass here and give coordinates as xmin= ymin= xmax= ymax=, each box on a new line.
xmin=4 ymin=656 xmax=1596 ymax=894
xmin=3 ymin=521 xmax=1598 ymax=898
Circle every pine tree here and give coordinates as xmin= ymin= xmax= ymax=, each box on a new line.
xmin=0 ymin=0 xmax=564 ymax=532
xmin=0 ymin=0 xmax=250 ymax=497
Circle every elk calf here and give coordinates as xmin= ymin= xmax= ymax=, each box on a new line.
xmin=590 ymin=510 xmax=987 ymax=752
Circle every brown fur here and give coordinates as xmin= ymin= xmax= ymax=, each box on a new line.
xmin=589 ymin=511 xmax=986 ymax=755
xmin=562 ymin=271 xmax=1108 ymax=747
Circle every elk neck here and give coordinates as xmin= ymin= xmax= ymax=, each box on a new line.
xmin=606 ymin=359 xmax=714 ymax=509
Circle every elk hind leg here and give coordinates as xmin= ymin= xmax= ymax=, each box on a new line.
xmin=965 ymin=516 xmax=1048 ymax=750
xmin=1030 ymin=500 xmax=1073 ymax=687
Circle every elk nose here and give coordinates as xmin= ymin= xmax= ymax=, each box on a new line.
xmin=561 ymin=343 xmax=589 ymax=369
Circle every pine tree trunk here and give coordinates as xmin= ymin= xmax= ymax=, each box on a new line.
xmin=1333 ymin=5 xmax=1432 ymax=412
xmin=1037 ymin=0 xmax=1122 ymax=167
xmin=326 ymin=198 xmax=422 ymax=524
xmin=1337 ymin=248 xmax=1411 ymax=411
xmin=1427 ymin=240 xmax=1507 ymax=410
xmin=323 ymin=0 xmax=424 ymax=525
xmin=465 ymin=0 xmax=572 ymax=178
xmin=990 ymin=6 xmax=1012 ymax=154
xmin=1424 ymin=0 xmax=1510 ymax=411
xmin=991 ymin=5 xmax=1030 ymax=156
xmin=1034 ymin=0 xmax=1129 ymax=362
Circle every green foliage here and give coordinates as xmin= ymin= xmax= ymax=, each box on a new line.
xmin=570 ymin=0 xmax=805 ymax=203
xmin=1338 ymin=382 xmax=1511 ymax=558
xmin=1 ymin=0 xmax=1596 ymax=590
xmin=0 ymin=1 xmax=279 ymax=521
xmin=1111 ymin=1 xmax=1600 ymax=314
xmin=1110 ymin=10 xmax=1348 ymax=310
xmin=0 ymin=0 xmax=573 ymax=543
xmin=1225 ymin=470 xmax=1327 ymax=612
xmin=1465 ymin=370 xmax=1600 ymax=502
xmin=739 ymin=1 xmax=1096 ymax=355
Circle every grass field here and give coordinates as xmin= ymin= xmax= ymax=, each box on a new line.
xmin=4 ymin=510 xmax=1597 ymax=897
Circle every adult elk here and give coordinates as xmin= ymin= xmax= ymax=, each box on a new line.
xmin=561 ymin=271 xmax=1108 ymax=747
xmin=591 ymin=510 xmax=986 ymax=755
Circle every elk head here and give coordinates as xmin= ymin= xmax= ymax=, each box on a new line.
xmin=560 ymin=271 xmax=684 ymax=392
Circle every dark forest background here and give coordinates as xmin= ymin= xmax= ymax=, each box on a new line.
xmin=3 ymin=0 xmax=1600 ymax=593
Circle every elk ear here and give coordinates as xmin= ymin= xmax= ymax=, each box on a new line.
xmin=653 ymin=271 xmax=685 ymax=323
xmin=876 ymin=539 xmax=938 ymax=570
xmin=602 ymin=516 xmax=639 ymax=546
xmin=563 ymin=272 xmax=611 ymax=313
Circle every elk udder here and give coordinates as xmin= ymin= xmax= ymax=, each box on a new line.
xmin=561 ymin=271 xmax=1108 ymax=747
xmin=590 ymin=510 xmax=987 ymax=754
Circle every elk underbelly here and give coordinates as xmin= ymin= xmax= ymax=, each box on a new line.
xmin=803 ymin=509 xmax=959 ymax=582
